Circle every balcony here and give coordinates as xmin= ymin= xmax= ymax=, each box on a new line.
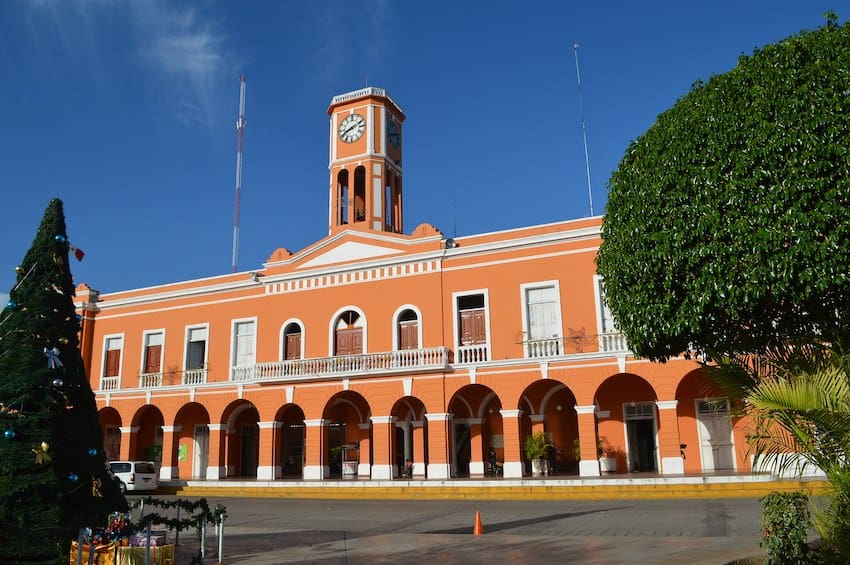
xmin=456 ymin=344 xmax=489 ymax=364
xmin=100 ymin=376 xmax=120 ymax=391
xmin=521 ymin=331 xmax=630 ymax=359
xmin=599 ymin=332 xmax=628 ymax=353
xmin=231 ymin=346 xmax=450 ymax=383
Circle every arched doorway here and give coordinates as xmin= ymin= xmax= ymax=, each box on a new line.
xmin=448 ymin=384 xmax=501 ymax=478
xmin=277 ymin=404 xmax=306 ymax=478
xmin=519 ymin=381 xmax=579 ymax=476
xmin=98 ymin=407 xmax=122 ymax=461
xmin=174 ymin=402 xmax=211 ymax=480
xmin=390 ymin=396 xmax=427 ymax=478
xmin=221 ymin=401 xmax=260 ymax=478
xmin=131 ymin=406 xmax=164 ymax=465
xmin=322 ymin=391 xmax=371 ymax=479
xmin=595 ymin=374 xmax=659 ymax=473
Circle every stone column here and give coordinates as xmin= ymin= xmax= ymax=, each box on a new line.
xmin=411 ymin=420 xmax=426 ymax=478
xmin=303 ymin=419 xmax=329 ymax=480
xmin=257 ymin=421 xmax=281 ymax=480
xmin=575 ymin=405 xmax=601 ymax=477
xmin=206 ymin=424 xmax=228 ymax=480
xmin=499 ymin=409 xmax=523 ymax=478
xmin=118 ymin=426 xmax=138 ymax=461
xmin=424 ymin=412 xmax=452 ymax=479
xmin=655 ymin=400 xmax=684 ymax=474
xmin=158 ymin=425 xmax=181 ymax=480
xmin=467 ymin=418 xmax=485 ymax=477
xmin=370 ymin=416 xmax=396 ymax=480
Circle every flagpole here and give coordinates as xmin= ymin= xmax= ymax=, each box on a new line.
xmin=573 ymin=43 xmax=594 ymax=217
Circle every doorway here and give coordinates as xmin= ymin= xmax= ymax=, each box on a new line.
xmin=625 ymin=403 xmax=658 ymax=472
xmin=696 ymin=398 xmax=735 ymax=471
xmin=193 ymin=424 xmax=209 ymax=479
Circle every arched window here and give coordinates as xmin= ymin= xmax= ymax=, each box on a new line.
xmin=337 ymin=169 xmax=349 ymax=225
xmin=283 ymin=323 xmax=302 ymax=360
xmin=353 ymin=166 xmax=366 ymax=222
xmin=397 ymin=309 xmax=419 ymax=350
xmin=334 ymin=310 xmax=363 ymax=355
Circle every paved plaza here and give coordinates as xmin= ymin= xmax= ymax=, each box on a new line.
xmin=149 ymin=496 xmax=769 ymax=564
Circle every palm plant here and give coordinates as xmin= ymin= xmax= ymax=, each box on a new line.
xmin=707 ymin=341 xmax=850 ymax=559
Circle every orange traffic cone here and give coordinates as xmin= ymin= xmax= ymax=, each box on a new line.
xmin=473 ymin=510 xmax=483 ymax=536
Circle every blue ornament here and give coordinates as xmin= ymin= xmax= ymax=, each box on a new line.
xmin=5 ymin=300 xmax=16 ymax=310
xmin=54 ymin=234 xmax=66 ymax=243
xmin=75 ymin=314 xmax=82 ymax=321
xmin=88 ymin=448 xmax=97 ymax=457
xmin=3 ymin=429 xmax=14 ymax=439
xmin=52 ymin=378 xmax=64 ymax=387
xmin=68 ymin=473 xmax=78 ymax=482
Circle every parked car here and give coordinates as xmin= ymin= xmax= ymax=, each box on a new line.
xmin=108 ymin=461 xmax=159 ymax=493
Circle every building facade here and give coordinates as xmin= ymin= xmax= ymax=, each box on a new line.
xmin=78 ymin=87 xmax=752 ymax=482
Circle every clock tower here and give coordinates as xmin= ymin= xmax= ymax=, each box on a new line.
xmin=327 ymin=87 xmax=405 ymax=236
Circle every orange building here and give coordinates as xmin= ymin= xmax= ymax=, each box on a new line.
xmin=78 ymin=87 xmax=752 ymax=483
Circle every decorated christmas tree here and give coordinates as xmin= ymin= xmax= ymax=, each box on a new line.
xmin=0 ymin=199 xmax=127 ymax=563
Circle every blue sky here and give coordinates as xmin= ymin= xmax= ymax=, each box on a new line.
xmin=0 ymin=1 xmax=840 ymax=304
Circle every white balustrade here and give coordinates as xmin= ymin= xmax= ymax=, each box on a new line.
xmin=100 ymin=376 xmax=120 ymax=391
xmin=183 ymin=368 xmax=207 ymax=385
xmin=139 ymin=372 xmax=163 ymax=388
xmin=599 ymin=332 xmax=628 ymax=353
xmin=233 ymin=347 xmax=449 ymax=382
xmin=456 ymin=344 xmax=489 ymax=364
xmin=526 ymin=337 xmax=562 ymax=358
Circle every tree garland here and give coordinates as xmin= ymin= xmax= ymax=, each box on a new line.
xmin=130 ymin=496 xmax=227 ymax=535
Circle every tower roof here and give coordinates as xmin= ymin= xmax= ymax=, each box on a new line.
xmin=328 ymin=87 xmax=404 ymax=116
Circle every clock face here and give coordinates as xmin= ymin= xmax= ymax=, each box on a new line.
xmin=338 ymin=113 xmax=366 ymax=143
xmin=386 ymin=118 xmax=400 ymax=149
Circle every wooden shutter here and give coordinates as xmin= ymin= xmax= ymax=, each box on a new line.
xmin=285 ymin=333 xmax=301 ymax=360
xmin=144 ymin=344 xmax=161 ymax=373
xmin=460 ymin=308 xmax=486 ymax=345
xmin=105 ymin=349 xmax=121 ymax=377
xmin=399 ymin=320 xmax=418 ymax=350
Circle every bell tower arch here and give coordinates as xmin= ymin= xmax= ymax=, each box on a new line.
xmin=328 ymin=87 xmax=405 ymax=236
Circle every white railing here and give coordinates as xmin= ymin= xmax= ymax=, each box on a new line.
xmin=599 ymin=332 xmax=629 ymax=353
xmin=183 ymin=368 xmax=207 ymax=385
xmin=231 ymin=346 xmax=450 ymax=382
xmin=100 ymin=376 xmax=120 ymax=391
xmin=456 ymin=344 xmax=489 ymax=364
xmin=526 ymin=337 xmax=562 ymax=358
xmin=139 ymin=372 xmax=163 ymax=388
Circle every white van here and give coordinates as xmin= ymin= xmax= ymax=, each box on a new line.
xmin=108 ymin=461 xmax=159 ymax=493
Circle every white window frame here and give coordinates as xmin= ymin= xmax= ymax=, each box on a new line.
xmin=280 ymin=318 xmax=306 ymax=360
xmin=593 ymin=275 xmax=618 ymax=335
xmin=392 ymin=304 xmax=423 ymax=351
xmin=328 ymin=305 xmax=368 ymax=356
xmin=519 ymin=281 xmax=563 ymax=354
xmin=230 ymin=317 xmax=258 ymax=376
xmin=140 ymin=329 xmax=165 ymax=372
xmin=183 ymin=324 xmax=210 ymax=371
xmin=101 ymin=333 xmax=125 ymax=385
xmin=452 ymin=289 xmax=491 ymax=362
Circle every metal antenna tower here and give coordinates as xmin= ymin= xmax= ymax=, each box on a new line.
xmin=231 ymin=74 xmax=247 ymax=273
xmin=573 ymin=44 xmax=594 ymax=216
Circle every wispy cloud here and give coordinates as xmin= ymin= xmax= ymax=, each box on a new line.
xmin=19 ymin=0 xmax=232 ymax=128
xmin=130 ymin=2 xmax=230 ymax=127
xmin=309 ymin=0 xmax=394 ymax=87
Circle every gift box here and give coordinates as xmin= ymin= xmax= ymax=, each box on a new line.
xmin=129 ymin=531 xmax=167 ymax=547
xmin=69 ymin=541 xmax=118 ymax=565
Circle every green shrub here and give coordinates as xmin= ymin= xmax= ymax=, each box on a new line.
xmin=760 ymin=491 xmax=811 ymax=564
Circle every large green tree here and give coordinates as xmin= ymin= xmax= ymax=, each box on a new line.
xmin=0 ymin=199 xmax=126 ymax=563
xmin=597 ymin=14 xmax=850 ymax=363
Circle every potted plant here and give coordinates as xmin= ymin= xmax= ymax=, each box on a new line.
xmin=598 ymin=436 xmax=616 ymax=473
xmin=523 ymin=431 xmax=549 ymax=476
